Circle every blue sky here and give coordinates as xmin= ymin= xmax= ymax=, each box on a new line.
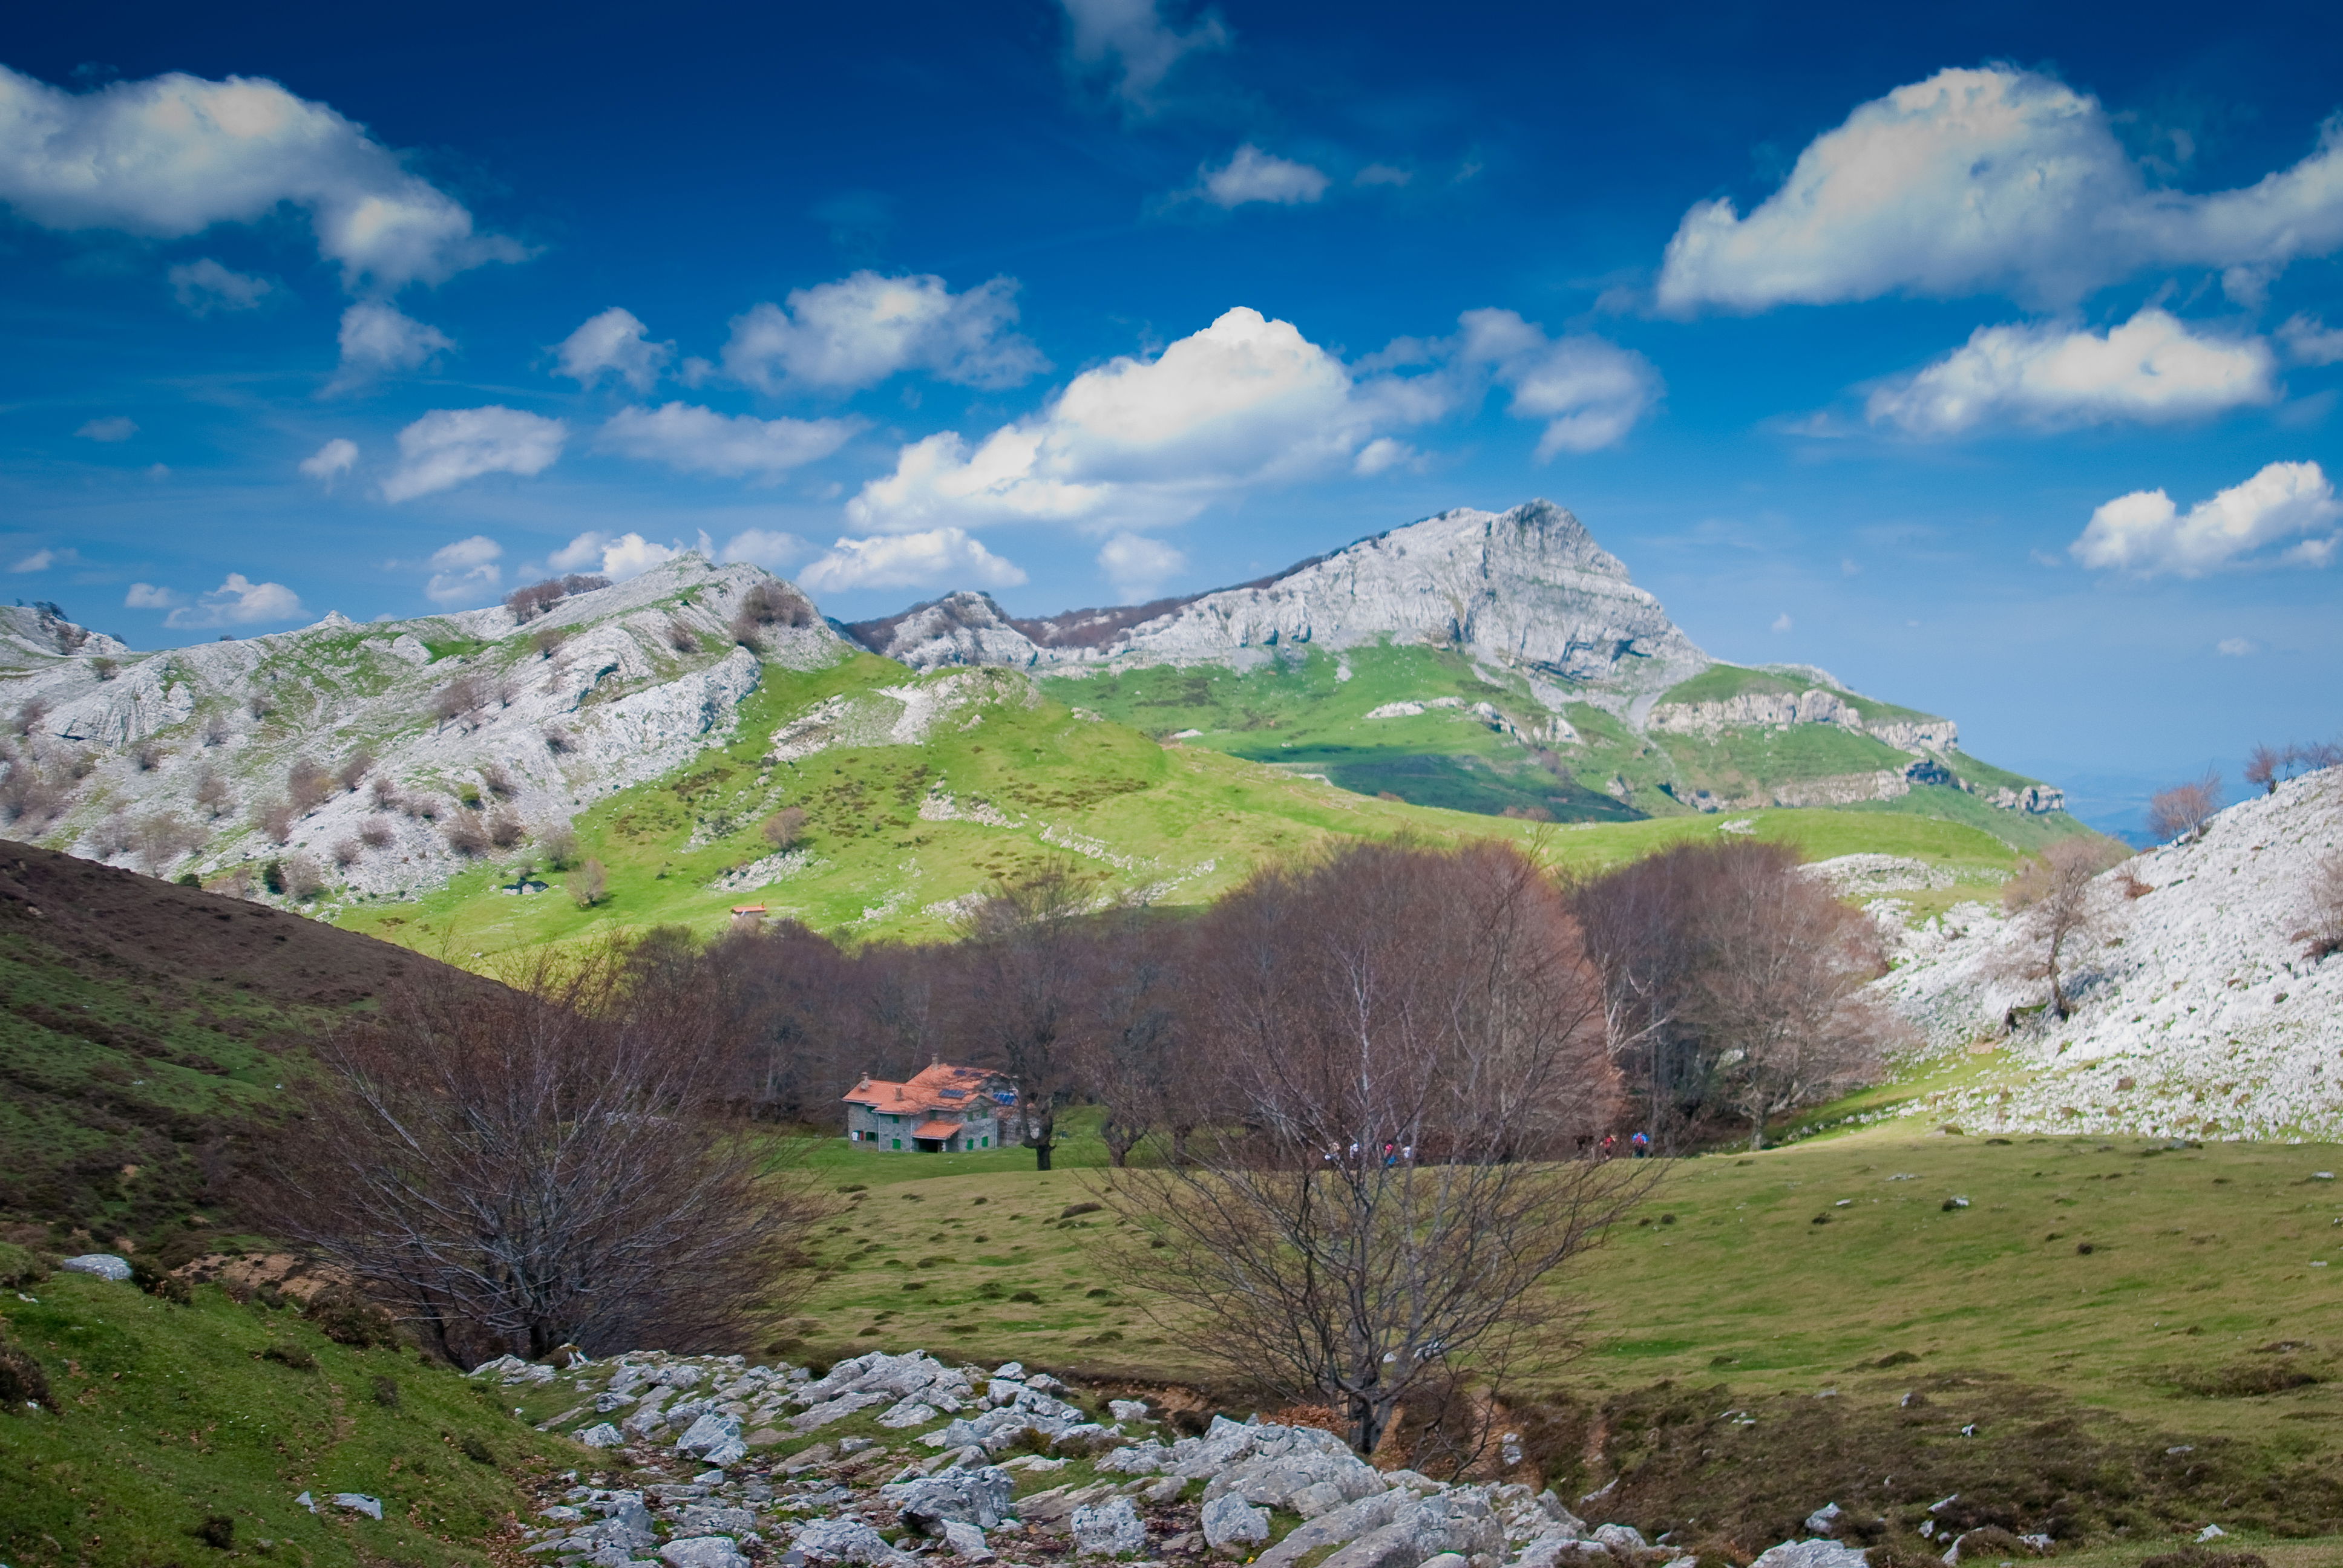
xmin=3 ymin=0 xmax=2340 ymax=828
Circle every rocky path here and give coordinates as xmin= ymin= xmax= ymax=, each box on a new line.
xmin=488 ymin=1348 xmax=1878 ymax=1568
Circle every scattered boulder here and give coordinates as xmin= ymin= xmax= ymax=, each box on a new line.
xmin=939 ymin=1520 xmax=992 ymax=1560
xmin=577 ymin=1422 xmax=625 ymax=1448
xmin=885 ymin=1466 xmax=1015 ymax=1530
xmin=330 ymin=1494 xmax=384 ymax=1520
xmin=1804 ymin=1503 xmax=1844 ymax=1537
xmin=1748 ymin=1540 xmax=1870 ymax=1568
xmin=795 ymin=1518 xmax=899 ymax=1565
xmin=1109 ymin=1399 xmax=1151 ymax=1422
xmin=660 ymin=1537 xmax=749 ymax=1568
xmin=1202 ymin=1491 xmax=1272 ymax=1550
xmin=1072 ymin=1494 xmax=1149 ymax=1557
xmin=58 ymin=1254 xmax=131 ymax=1282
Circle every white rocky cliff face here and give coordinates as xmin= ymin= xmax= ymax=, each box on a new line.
xmin=0 ymin=558 xmax=847 ymax=895
xmin=852 ymin=500 xmax=1712 ymax=704
xmin=1875 ymin=766 xmax=2343 ymax=1139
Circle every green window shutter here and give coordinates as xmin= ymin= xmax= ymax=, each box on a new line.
xmin=891 ymin=1138 xmax=901 ymax=1150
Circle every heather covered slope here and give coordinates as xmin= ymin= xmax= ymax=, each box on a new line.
xmin=0 ymin=839 xmax=494 ymax=1240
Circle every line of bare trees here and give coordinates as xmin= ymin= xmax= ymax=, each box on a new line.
xmin=644 ymin=835 xmax=1901 ymax=1166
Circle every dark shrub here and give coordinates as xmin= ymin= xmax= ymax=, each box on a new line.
xmin=0 ymin=1344 xmax=53 ymax=1409
xmin=197 ymin=1514 xmax=235 ymax=1550
xmin=305 ymin=1285 xmax=398 ymax=1348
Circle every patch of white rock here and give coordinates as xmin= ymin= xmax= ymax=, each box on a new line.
xmin=1876 ymin=767 xmax=2343 ymax=1139
xmin=482 ymin=1345 xmax=1871 ymax=1568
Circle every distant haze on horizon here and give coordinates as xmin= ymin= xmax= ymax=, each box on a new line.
xmin=1 ymin=0 xmax=2336 ymax=832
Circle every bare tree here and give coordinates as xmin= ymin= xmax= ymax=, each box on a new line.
xmin=1112 ymin=840 xmax=1637 ymax=1460
xmin=2245 ymin=743 xmax=2285 ymax=796
xmin=133 ymin=810 xmax=205 ymax=874
xmin=287 ymin=756 xmax=334 ymax=815
xmin=2147 ymin=769 xmax=2223 ymax=843
xmin=1679 ymin=844 xmax=1894 ymax=1148
xmin=2299 ymin=851 xmax=2343 ymax=962
xmin=1084 ymin=911 xmax=1185 ymax=1168
xmin=1566 ymin=847 xmax=1708 ymax=1149
xmin=338 ymin=747 xmax=375 ymax=791
xmin=263 ymin=950 xmax=827 ymax=1364
xmin=2002 ymin=838 xmax=2123 ymax=1020
xmin=255 ymin=797 xmax=295 ymax=845
xmin=433 ymin=673 xmax=486 ymax=726
xmin=956 ymin=859 xmax=1096 ymax=1171
xmin=571 ymin=857 xmax=609 ymax=907
xmin=194 ymin=766 xmax=236 ymax=819
xmin=731 ymin=581 xmax=815 ymax=647
xmin=762 ymin=806 xmax=806 ymax=851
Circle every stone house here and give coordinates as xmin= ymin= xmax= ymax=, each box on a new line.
xmin=842 ymin=1062 xmax=1017 ymax=1152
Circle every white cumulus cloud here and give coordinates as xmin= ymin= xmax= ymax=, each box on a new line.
xmin=2071 ymin=459 xmax=2341 ymax=575
xmin=163 ymin=572 xmax=303 ymax=629
xmin=1455 ymin=309 xmax=1662 ymax=456
xmin=76 ymin=416 xmax=137 ymax=442
xmin=846 ymin=305 xmax=1409 ymax=536
xmin=555 ymin=307 xmax=673 ymax=391
xmin=1097 ymin=532 xmax=1185 ymax=599
xmin=0 ymin=64 xmax=523 ymax=292
xmin=799 ymin=528 xmax=1027 ymax=593
xmin=125 ymin=583 xmax=185 ymax=609
xmin=424 ymin=534 xmax=502 ymax=606
xmin=718 ymin=529 xmax=811 ymax=570
xmin=548 ymin=530 xmax=707 ymax=582
xmin=2279 ymin=313 xmax=2343 ymax=367
xmin=719 ymin=272 xmax=1047 ymax=394
xmin=299 ymin=437 xmax=358 ymax=486
xmin=11 ymin=550 xmax=53 ymax=573
xmin=168 ymin=256 xmax=273 ymax=315
xmin=1058 ymin=0 xmax=1227 ymax=111
xmin=1195 ymin=145 xmax=1329 ymax=208
xmin=598 ymin=403 xmax=860 ymax=482
xmin=2216 ymin=637 xmax=2258 ymax=656
xmin=1657 ymin=65 xmax=2343 ymax=313
xmin=382 ymin=406 xmax=566 ymax=503
xmin=1866 ymin=309 xmax=2279 ymax=435
xmin=328 ymin=302 xmax=454 ymax=394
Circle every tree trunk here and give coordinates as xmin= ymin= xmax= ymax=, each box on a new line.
xmin=1030 ymin=1105 xmax=1057 ymax=1171
xmin=1748 ymin=1111 xmax=1766 ymax=1151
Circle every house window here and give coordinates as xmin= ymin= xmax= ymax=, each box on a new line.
xmin=891 ymin=1138 xmax=902 ymax=1150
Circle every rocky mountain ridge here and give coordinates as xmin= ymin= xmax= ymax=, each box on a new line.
xmin=848 ymin=501 xmax=1709 ymax=713
xmin=0 ymin=560 xmax=840 ymax=896
xmin=1874 ymin=765 xmax=2342 ymax=1138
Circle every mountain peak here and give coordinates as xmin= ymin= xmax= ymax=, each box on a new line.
xmin=848 ymin=499 xmax=1709 ymax=696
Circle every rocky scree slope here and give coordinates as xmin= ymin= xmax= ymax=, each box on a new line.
xmin=0 ymin=560 xmax=843 ymax=896
xmin=494 ymin=1345 xmax=1882 ymax=1568
xmin=1875 ymin=766 xmax=2343 ymax=1139
xmin=845 ymin=501 xmax=2065 ymax=825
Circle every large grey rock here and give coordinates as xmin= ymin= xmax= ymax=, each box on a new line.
xmin=939 ymin=1521 xmax=992 ymax=1560
xmin=1201 ymin=1493 xmax=1271 ymax=1550
xmin=680 ymin=1506 xmax=755 ymax=1535
xmin=59 ymin=1254 xmax=132 ymax=1282
xmin=577 ymin=1422 xmax=626 ymax=1448
xmin=660 ymin=1538 xmax=749 ymax=1568
xmin=1254 ymin=1492 xmax=1412 ymax=1568
xmin=795 ymin=1518 xmax=899 ymax=1565
xmin=1071 ymin=1495 xmax=1149 ymax=1557
xmin=1319 ymin=1521 xmax=1426 ymax=1568
xmin=675 ymin=1411 xmax=741 ymax=1457
xmin=885 ymin=1466 xmax=1015 ymax=1530
xmin=1749 ymin=1542 xmax=1869 ymax=1568
xmin=1204 ymin=1450 xmax=1386 ymax=1512
xmin=791 ymin=1390 xmax=888 ymax=1431
xmin=331 ymin=1494 xmax=383 ymax=1520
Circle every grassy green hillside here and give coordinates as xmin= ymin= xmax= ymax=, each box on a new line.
xmin=330 ymin=648 xmax=2062 ymax=964
xmin=0 ymin=1269 xmax=568 ymax=1568
xmin=775 ymin=1124 xmax=2343 ymax=1553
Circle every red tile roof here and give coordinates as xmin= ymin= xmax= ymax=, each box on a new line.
xmin=842 ymin=1062 xmax=1003 ymax=1117
xmin=911 ymin=1120 xmax=962 ymax=1140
